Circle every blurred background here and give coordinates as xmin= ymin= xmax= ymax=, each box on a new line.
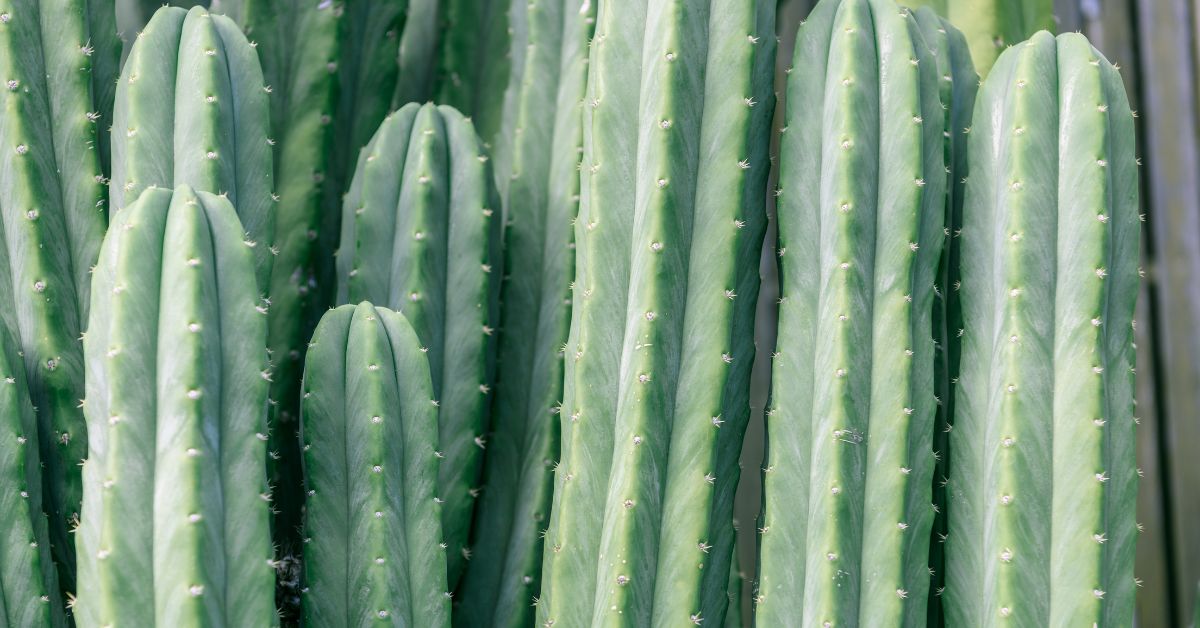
xmin=733 ymin=1 xmax=1200 ymax=625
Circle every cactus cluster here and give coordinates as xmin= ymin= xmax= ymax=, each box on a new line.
xmin=337 ymin=101 xmax=502 ymax=586
xmin=0 ymin=0 xmax=1150 ymax=624
xmin=75 ymin=185 xmax=276 ymax=626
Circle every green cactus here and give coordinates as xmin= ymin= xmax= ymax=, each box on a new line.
xmin=434 ymin=0 xmax=511 ymax=149
xmin=210 ymin=0 xmax=340 ymax=570
xmin=74 ymin=185 xmax=276 ymax=626
xmin=944 ymin=31 xmax=1140 ymax=626
xmin=110 ymin=5 xmax=274 ymax=289
xmin=904 ymin=0 xmax=1052 ymax=76
xmin=0 ymin=0 xmax=120 ymax=589
xmin=0 ymin=324 xmax=65 ymax=627
xmin=336 ymin=102 xmax=501 ymax=587
xmin=535 ymin=0 xmax=775 ymax=625
xmin=910 ymin=6 xmax=978 ymax=626
xmin=299 ymin=302 xmax=448 ymax=627
xmin=454 ymin=0 xmax=594 ymax=623
xmin=393 ymin=0 xmax=440 ymax=107
xmin=755 ymin=1 xmax=949 ymax=624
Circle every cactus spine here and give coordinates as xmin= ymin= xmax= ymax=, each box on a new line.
xmin=454 ymin=0 xmax=594 ymax=624
xmin=0 ymin=324 xmax=64 ymax=626
xmin=337 ymin=102 xmax=501 ymax=586
xmin=756 ymin=0 xmax=948 ymax=624
xmin=910 ymin=7 xmax=979 ymax=625
xmin=300 ymin=302 xmax=448 ymax=627
xmin=536 ymin=0 xmax=775 ymax=625
xmin=944 ymin=31 xmax=1140 ymax=626
xmin=110 ymin=5 xmax=274 ymax=288
xmin=0 ymin=0 xmax=120 ymax=588
xmin=75 ymin=185 xmax=276 ymax=626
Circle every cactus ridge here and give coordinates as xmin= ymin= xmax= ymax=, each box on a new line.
xmin=454 ymin=0 xmax=594 ymax=625
xmin=337 ymin=101 xmax=502 ymax=587
xmin=0 ymin=0 xmax=120 ymax=584
xmin=944 ymin=31 xmax=1140 ymax=627
xmin=0 ymin=324 xmax=65 ymax=627
xmin=756 ymin=0 xmax=950 ymax=624
xmin=300 ymin=302 xmax=448 ymax=627
xmin=110 ymin=5 xmax=275 ymax=290
xmin=74 ymin=184 xmax=276 ymax=626
xmin=536 ymin=0 xmax=776 ymax=625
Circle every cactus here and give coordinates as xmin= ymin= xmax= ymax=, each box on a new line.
xmin=755 ymin=0 xmax=948 ymax=624
xmin=0 ymin=324 xmax=65 ymax=626
xmin=74 ymin=185 xmax=276 ymax=626
xmin=110 ymin=5 xmax=274 ymax=289
xmin=536 ymin=0 xmax=775 ymax=624
xmin=336 ymin=102 xmax=501 ymax=587
xmin=904 ymin=0 xmax=1053 ymax=75
xmin=209 ymin=0 xmax=340 ymax=575
xmin=434 ymin=0 xmax=511 ymax=149
xmin=299 ymin=302 xmax=448 ymax=627
xmin=0 ymin=0 xmax=120 ymax=589
xmin=944 ymin=31 xmax=1139 ymax=626
xmin=910 ymin=7 xmax=979 ymax=626
xmin=453 ymin=0 xmax=593 ymax=624
xmin=393 ymin=0 xmax=440 ymax=107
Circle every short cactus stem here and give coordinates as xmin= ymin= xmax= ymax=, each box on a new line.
xmin=453 ymin=1 xmax=595 ymax=625
xmin=944 ymin=31 xmax=1140 ymax=627
xmin=757 ymin=1 xmax=952 ymax=625
xmin=300 ymin=303 xmax=448 ymax=627
xmin=536 ymin=1 xmax=776 ymax=626
xmin=337 ymin=102 xmax=502 ymax=587
xmin=0 ymin=325 xmax=65 ymax=626
xmin=74 ymin=185 xmax=276 ymax=626
xmin=110 ymin=5 xmax=275 ymax=291
xmin=0 ymin=0 xmax=120 ymax=589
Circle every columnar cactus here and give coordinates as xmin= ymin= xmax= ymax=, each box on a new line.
xmin=944 ymin=31 xmax=1140 ymax=626
xmin=110 ymin=5 xmax=274 ymax=289
xmin=210 ymin=0 xmax=340 ymax=565
xmin=911 ymin=6 xmax=978 ymax=624
xmin=435 ymin=0 xmax=511 ymax=148
xmin=454 ymin=0 xmax=594 ymax=624
xmin=75 ymin=185 xmax=276 ymax=626
xmin=0 ymin=324 xmax=64 ymax=627
xmin=393 ymin=0 xmax=440 ymax=107
xmin=300 ymin=302 xmax=448 ymax=627
xmin=904 ymin=0 xmax=1053 ymax=75
xmin=336 ymin=102 xmax=501 ymax=587
xmin=536 ymin=1 xmax=775 ymax=625
xmin=0 ymin=0 xmax=120 ymax=587
xmin=755 ymin=0 xmax=948 ymax=624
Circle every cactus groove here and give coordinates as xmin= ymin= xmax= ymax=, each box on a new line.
xmin=0 ymin=324 xmax=64 ymax=627
xmin=910 ymin=6 xmax=978 ymax=625
xmin=756 ymin=0 xmax=949 ymax=624
xmin=300 ymin=302 xmax=448 ymax=627
xmin=0 ymin=0 xmax=120 ymax=589
xmin=536 ymin=0 xmax=776 ymax=625
xmin=75 ymin=185 xmax=276 ymax=626
xmin=110 ymin=5 xmax=275 ymax=290
xmin=454 ymin=0 xmax=594 ymax=624
xmin=337 ymin=102 xmax=501 ymax=587
xmin=944 ymin=31 xmax=1140 ymax=627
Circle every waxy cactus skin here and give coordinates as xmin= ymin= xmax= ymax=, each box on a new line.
xmin=75 ymin=185 xmax=276 ymax=626
xmin=300 ymin=302 xmax=448 ymax=627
